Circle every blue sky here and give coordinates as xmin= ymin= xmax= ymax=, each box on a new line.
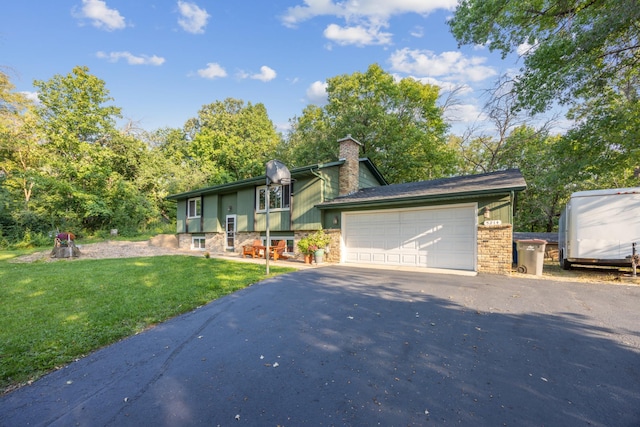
xmin=2 ymin=0 xmax=531 ymax=135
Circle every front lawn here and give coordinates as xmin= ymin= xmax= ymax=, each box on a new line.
xmin=0 ymin=253 xmax=294 ymax=394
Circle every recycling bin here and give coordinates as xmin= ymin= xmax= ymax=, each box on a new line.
xmin=516 ymin=239 xmax=547 ymax=276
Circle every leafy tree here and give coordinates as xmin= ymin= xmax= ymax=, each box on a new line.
xmin=281 ymin=64 xmax=456 ymax=183
xmin=499 ymin=127 xmax=567 ymax=232
xmin=449 ymin=0 xmax=640 ymax=113
xmin=140 ymin=127 xmax=210 ymax=222
xmin=184 ymin=98 xmax=281 ymax=183
xmin=449 ymin=0 xmax=639 ymax=198
xmin=0 ymin=71 xmax=40 ymax=209
xmin=278 ymin=104 xmax=333 ymax=169
xmin=0 ymin=70 xmax=51 ymax=240
xmin=30 ymin=66 xmax=164 ymax=233
xmin=553 ymin=75 xmax=640 ymax=189
xmin=34 ymin=65 xmax=121 ymax=156
xmin=453 ymin=75 xmax=558 ymax=175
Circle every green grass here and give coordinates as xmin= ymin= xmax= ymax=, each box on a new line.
xmin=0 ymin=253 xmax=294 ymax=393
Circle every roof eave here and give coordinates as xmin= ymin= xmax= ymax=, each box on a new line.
xmin=166 ymin=157 xmax=386 ymax=200
xmin=316 ymin=185 xmax=526 ymax=210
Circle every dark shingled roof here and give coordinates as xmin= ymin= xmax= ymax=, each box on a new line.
xmin=318 ymin=168 xmax=526 ymax=207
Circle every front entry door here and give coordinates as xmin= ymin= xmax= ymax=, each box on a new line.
xmin=226 ymin=215 xmax=236 ymax=250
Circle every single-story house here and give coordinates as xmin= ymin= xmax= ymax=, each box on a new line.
xmin=166 ymin=135 xmax=527 ymax=274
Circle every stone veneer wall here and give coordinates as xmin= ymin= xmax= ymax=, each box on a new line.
xmin=178 ymin=233 xmax=192 ymax=250
xmin=178 ymin=232 xmax=227 ymax=253
xmin=236 ymin=232 xmax=261 ymax=251
xmin=339 ymin=137 xmax=361 ymax=196
xmin=292 ymin=229 xmax=341 ymax=263
xmin=477 ymin=224 xmax=513 ymax=275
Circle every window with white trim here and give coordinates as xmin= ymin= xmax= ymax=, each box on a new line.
xmin=256 ymin=184 xmax=290 ymax=212
xmin=187 ymin=197 xmax=201 ymax=218
xmin=192 ymin=235 xmax=206 ymax=250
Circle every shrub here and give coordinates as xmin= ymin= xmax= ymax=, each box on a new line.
xmin=298 ymin=229 xmax=331 ymax=254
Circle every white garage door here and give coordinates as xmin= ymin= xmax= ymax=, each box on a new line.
xmin=343 ymin=204 xmax=477 ymax=271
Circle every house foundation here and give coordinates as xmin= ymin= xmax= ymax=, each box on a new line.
xmin=177 ymin=225 xmax=513 ymax=274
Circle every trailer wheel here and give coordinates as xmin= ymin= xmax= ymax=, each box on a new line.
xmin=559 ymin=249 xmax=572 ymax=270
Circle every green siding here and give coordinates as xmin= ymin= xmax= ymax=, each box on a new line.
xmin=236 ymin=187 xmax=255 ymax=231
xmin=323 ymin=168 xmax=340 ymax=200
xmin=186 ymin=217 xmax=201 ymax=233
xmin=291 ymin=176 xmax=322 ymax=230
xmin=323 ymin=209 xmax=342 ymax=230
xmin=477 ymin=195 xmax=513 ymax=225
xmin=176 ymin=200 xmax=186 ymax=233
xmin=359 ymin=166 xmax=382 ymax=189
xmin=254 ymin=211 xmax=292 ymax=231
xmin=202 ymin=194 xmax=219 ymax=232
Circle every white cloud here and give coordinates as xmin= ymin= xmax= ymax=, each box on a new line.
xmin=323 ymin=23 xmax=392 ymax=46
xmin=408 ymin=75 xmax=474 ymax=95
xmin=282 ymin=0 xmax=457 ymax=27
xmin=410 ymin=25 xmax=424 ymax=38
xmin=443 ymin=103 xmax=484 ymax=124
xmin=281 ymin=0 xmax=456 ymax=46
xmin=251 ymin=66 xmax=277 ymax=82
xmin=96 ymin=51 xmax=165 ymax=66
xmin=517 ymin=40 xmax=538 ymax=56
xmin=20 ymin=91 xmax=40 ymax=104
xmin=197 ymin=63 xmax=227 ymax=79
xmin=389 ymin=48 xmax=497 ymax=82
xmin=281 ymin=0 xmax=342 ymax=28
xmin=306 ymin=81 xmax=328 ymax=104
xmin=177 ymin=1 xmax=210 ymax=34
xmin=72 ymin=0 xmax=126 ymax=31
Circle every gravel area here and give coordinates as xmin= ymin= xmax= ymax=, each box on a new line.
xmin=9 ymin=237 xmax=309 ymax=269
xmin=11 ymin=239 xmax=196 ymax=263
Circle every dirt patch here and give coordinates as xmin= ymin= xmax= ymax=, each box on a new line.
xmin=148 ymin=234 xmax=179 ymax=248
xmin=512 ymin=260 xmax=640 ymax=286
xmin=11 ymin=239 xmax=195 ymax=263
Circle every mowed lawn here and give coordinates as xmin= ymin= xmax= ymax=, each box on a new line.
xmin=0 ymin=252 xmax=294 ymax=393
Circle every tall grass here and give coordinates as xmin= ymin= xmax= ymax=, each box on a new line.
xmin=0 ymin=253 xmax=294 ymax=393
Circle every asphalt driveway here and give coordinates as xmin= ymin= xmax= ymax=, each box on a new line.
xmin=1 ymin=266 xmax=639 ymax=426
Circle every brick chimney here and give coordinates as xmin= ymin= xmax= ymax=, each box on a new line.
xmin=338 ymin=135 xmax=362 ymax=196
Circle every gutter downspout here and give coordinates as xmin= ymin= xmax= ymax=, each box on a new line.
xmin=510 ymin=190 xmax=515 ymax=225
xmin=310 ymin=167 xmax=326 ymax=202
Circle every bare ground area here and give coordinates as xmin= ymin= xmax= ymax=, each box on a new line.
xmin=9 ymin=235 xmax=307 ymax=268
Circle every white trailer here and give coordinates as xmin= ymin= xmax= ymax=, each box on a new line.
xmin=558 ymin=187 xmax=640 ymax=269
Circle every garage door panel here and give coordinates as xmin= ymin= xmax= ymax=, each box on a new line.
xmin=357 ymin=253 xmax=372 ymax=262
xmin=386 ymin=253 xmax=401 ymax=263
xmin=344 ymin=205 xmax=476 ymax=271
xmin=401 ymin=254 xmax=419 ymax=265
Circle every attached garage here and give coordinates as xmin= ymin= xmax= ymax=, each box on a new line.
xmin=342 ymin=204 xmax=477 ymax=271
xmin=318 ymin=169 xmax=527 ymax=274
